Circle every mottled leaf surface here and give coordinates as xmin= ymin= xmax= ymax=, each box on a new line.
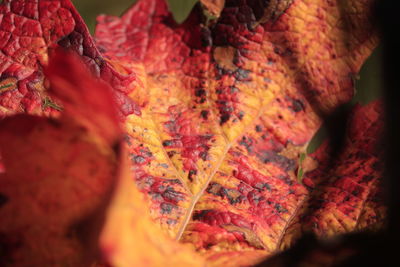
xmin=280 ymin=101 xmax=385 ymax=249
xmin=0 ymin=0 xmax=138 ymax=117
xmin=95 ymin=0 xmax=382 ymax=264
xmin=0 ymin=0 xmax=385 ymax=266
xmin=256 ymin=103 xmax=385 ymax=267
xmin=100 ymin=145 xmax=205 ymax=267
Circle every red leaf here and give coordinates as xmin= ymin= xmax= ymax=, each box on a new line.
xmin=0 ymin=0 xmax=138 ymax=117
xmin=95 ymin=0 xmax=383 ymax=265
xmin=0 ymin=0 xmax=385 ymax=266
xmin=0 ymin=51 xmax=121 ymax=266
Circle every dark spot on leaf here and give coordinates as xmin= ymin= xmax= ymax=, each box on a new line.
xmin=164 ymin=121 xmax=176 ymax=132
xmin=193 ymin=210 xmax=210 ymax=221
xmin=160 ymin=203 xmax=174 ymax=214
xmin=352 ymin=189 xmax=360 ymax=197
xmin=149 ymin=192 xmax=163 ymax=201
xmin=124 ymin=135 xmax=132 ymax=145
xmin=207 ymin=182 xmax=243 ymax=205
xmin=230 ymin=86 xmax=239 ymax=93
xmin=220 ymin=113 xmax=230 ymax=125
xmin=195 ymin=88 xmax=206 ymax=97
xmin=162 ymin=140 xmax=173 ymax=147
xmin=145 ymin=176 xmax=155 ymax=186
xmin=248 ymin=191 xmax=264 ymax=204
xmin=140 ymin=149 xmax=153 ymax=158
xmin=207 ymin=182 xmax=222 ymax=196
xmin=171 ymin=179 xmax=182 ymax=185
xmin=275 ymin=203 xmax=288 ymax=213
xmin=238 ymin=111 xmax=245 ymax=120
xmin=199 ymin=151 xmax=209 ymax=161
xmin=201 ymin=110 xmax=209 ymax=120
xmin=257 ymin=150 xmax=296 ymax=171
xmin=188 ymin=169 xmax=197 ymax=182
xmin=234 ymin=68 xmax=250 ymax=81
xmin=254 ymin=182 xmax=271 ymax=191
xmin=162 ymin=186 xmax=184 ymax=203
xmin=112 ymin=142 xmax=121 ymax=155
xmin=167 ymin=151 xmax=177 ymax=158
xmin=160 ymin=163 xmax=169 ymax=169
xmin=239 ymin=136 xmax=253 ymax=153
xmin=167 ymin=219 xmax=177 ymax=225
xmin=132 ymin=155 xmax=146 ymax=164
xmin=288 ymin=98 xmax=305 ymax=112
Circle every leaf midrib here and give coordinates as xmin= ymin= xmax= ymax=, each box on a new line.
xmin=175 ymin=103 xmax=270 ymax=240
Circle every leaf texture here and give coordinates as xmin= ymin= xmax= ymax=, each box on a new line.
xmin=258 ymin=101 xmax=385 ymax=267
xmin=94 ymin=0 xmax=381 ymax=263
xmin=100 ymin=143 xmax=205 ymax=267
xmin=0 ymin=0 xmax=385 ymax=266
xmin=279 ymin=101 xmax=385 ymax=249
xmin=0 ymin=0 xmax=138 ymax=117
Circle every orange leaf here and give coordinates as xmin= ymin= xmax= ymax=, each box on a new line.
xmin=0 ymin=0 xmax=385 ymax=266
xmin=94 ymin=0 xmax=382 ymax=265
xmin=100 ymin=146 xmax=205 ymax=267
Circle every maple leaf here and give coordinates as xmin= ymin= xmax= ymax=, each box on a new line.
xmin=0 ymin=0 xmax=385 ymax=266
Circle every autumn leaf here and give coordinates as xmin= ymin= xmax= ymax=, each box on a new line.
xmin=257 ymin=102 xmax=386 ymax=266
xmin=277 ymin=100 xmax=385 ymax=250
xmin=100 ymin=136 xmax=206 ymax=267
xmin=0 ymin=50 xmax=121 ymax=266
xmin=95 ymin=0 xmax=382 ymax=263
xmin=0 ymin=0 xmax=138 ymax=117
xmin=0 ymin=0 xmax=385 ymax=266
